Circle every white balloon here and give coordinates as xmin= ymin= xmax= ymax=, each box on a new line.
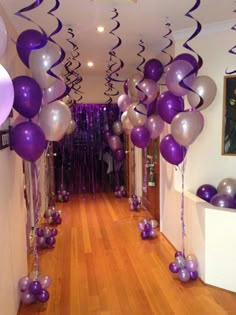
xmin=0 ymin=17 xmax=7 ymax=60
xmin=0 ymin=64 xmax=14 ymax=125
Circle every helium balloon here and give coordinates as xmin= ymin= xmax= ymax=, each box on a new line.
xmin=42 ymin=77 xmax=67 ymax=105
xmin=144 ymin=58 xmax=164 ymax=82
xmin=165 ymin=60 xmax=197 ymax=96
xmin=112 ymin=120 xmax=123 ymax=136
xmin=20 ymin=291 xmax=36 ymax=304
xmin=121 ymin=111 xmax=133 ymax=135
xmin=127 ymin=102 xmax=147 ymax=126
xmin=147 ymin=98 xmax=157 ymax=117
xmin=130 ymin=126 xmax=150 ymax=148
xmin=160 ymin=134 xmax=187 ymax=166
xmin=11 ymin=121 xmax=46 ymax=162
xmin=157 ymin=91 xmax=184 ymax=124
xmin=108 ymin=135 xmax=123 ymax=151
xmin=36 ymin=289 xmax=49 ymax=303
xmin=13 ymin=76 xmax=42 ymax=118
xmin=174 ymin=53 xmax=198 ymax=70
xmin=217 ymin=178 xmax=236 ymax=197
xmin=123 ymin=80 xmax=128 ymax=94
xmin=137 ymin=78 xmax=158 ymax=105
xmin=210 ymin=193 xmax=235 ymax=209
xmin=29 ymin=41 xmax=63 ymax=89
xmin=117 ymin=94 xmax=132 ymax=112
xmin=0 ymin=17 xmax=7 ymax=60
xmin=128 ymin=72 xmax=143 ymax=101
xmin=39 ymin=100 xmax=71 ymax=141
xmin=16 ymin=29 xmax=46 ymax=68
xmin=145 ymin=114 xmax=164 ymax=139
xmin=171 ymin=110 xmax=204 ymax=146
xmin=187 ymin=75 xmax=217 ymax=110
xmin=66 ymin=119 xmax=76 ymax=135
xmin=113 ymin=148 xmax=125 ymax=161
xmin=0 ymin=64 xmax=14 ymax=125
xmin=196 ymin=184 xmax=217 ymax=202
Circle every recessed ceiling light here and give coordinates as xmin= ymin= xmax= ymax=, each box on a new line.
xmin=87 ymin=61 xmax=94 ymax=67
xmin=97 ymin=26 xmax=104 ymax=33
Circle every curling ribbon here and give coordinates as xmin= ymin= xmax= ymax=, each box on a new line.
xmin=15 ymin=0 xmax=47 ymax=50
xmin=64 ymin=27 xmax=83 ymax=101
xmin=225 ymin=6 xmax=236 ymax=75
xmin=108 ymin=8 xmax=126 ymax=83
xmin=136 ymin=40 xmax=146 ymax=73
xmin=180 ymin=0 xmax=204 ymax=109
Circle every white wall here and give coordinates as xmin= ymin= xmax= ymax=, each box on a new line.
xmin=0 ymin=5 xmax=28 ymax=315
xmin=160 ymin=23 xmax=236 ymax=291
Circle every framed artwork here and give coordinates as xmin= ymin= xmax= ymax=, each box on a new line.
xmin=222 ymin=75 xmax=236 ymax=155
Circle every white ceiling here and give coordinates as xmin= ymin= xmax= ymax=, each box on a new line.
xmin=1 ymin=0 xmax=235 ymax=103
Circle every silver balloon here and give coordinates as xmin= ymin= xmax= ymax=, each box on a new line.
xmin=39 ymin=100 xmax=71 ymax=141
xmin=42 ymin=77 xmax=66 ymax=105
xmin=112 ymin=120 xmax=123 ymax=136
xmin=108 ymin=135 xmax=123 ymax=151
xmin=149 ymin=219 xmax=159 ymax=229
xmin=217 ymin=178 xmax=236 ymax=197
xmin=127 ymin=102 xmax=147 ymax=127
xmin=29 ymin=41 xmax=63 ymax=89
xmin=62 ymin=94 xmax=74 ymax=108
xmin=66 ymin=119 xmax=76 ymax=135
xmin=187 ymin=75 xmax=217 ymax=111
xmin=121 ymin=111 xmax=133 ymax=135
xmin=171 ymin=110 xmax=204 ymax=146
xmin=127 ymin=73 xmax=143 ymax=101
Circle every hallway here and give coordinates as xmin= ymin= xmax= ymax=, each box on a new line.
xmin=18 ymin=194 xmax=236 ymax=315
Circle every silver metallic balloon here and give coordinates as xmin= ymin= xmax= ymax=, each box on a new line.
xmin=217 ymin=178 xmax=236 ymax=197
xmin=127 ymin=102 xmax=147 ymax=127
xmin=66 ymin=119 xmax=76 ymax=135
xmin=121 ymin=111 xmax=133 ymax=135
xmin=171 ymin=110 xmax=204 ymax=146
xmin=29 ymin=41 xmax=63 ymax=89
xmin=127 ymin=73 xmax=143 ymax=101
xmin=39 ymin=100 xmax=71 ymax=141
xmin=112 ymin=120 xmax=123 ymax=136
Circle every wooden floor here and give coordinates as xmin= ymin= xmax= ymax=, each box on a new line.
xmin=18 ymin=193 xmax=236 ymax=315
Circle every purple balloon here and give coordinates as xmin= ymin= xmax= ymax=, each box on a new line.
xmin=144 ymin=58 xmax=164 ymax=82
xmin=210 ymin=193 xmax=235 ymax=209
xmin=52 ymin=211 xmax=60 ymax=220
xmin=147 ymin=98 xmax=157 ymax=117
xmin=157 ymin=91 xmax=184 ymax=124
xmin=36 ymin=228 xmax=44 ymax=238
xmin=196 ymin=184 xmax=217 ymax=203
xmin=141 ymin=230 xmax=150 ymax=240
xmin=21 ymin=291 xmax=36 ymax=304
xmin=45 ymin=236 xmax=56 ymax=246
xmin=54 ymin=216 xmax=62 ymax=225
xmin=175 ymin=251 xmax=184 ymax=258
xmin=114 ymin=148 xmax=126 ymax=161
xmin=123 ymin=80 xmax=129 ymax=94
xmin=131 ymin=126 xmax=150 ymax=148
xmin=28 ymin=281 xmax=42 ymax=295
xmin=13 ymin=76 xmax=42 ymax=118
xmin=169 ymin=262 xmax=180 ymax=273
xmin=36 ymin=289 xmax=49 ymax=303
xmin=189 ymin=270 xmax=199 ymax=280
xmin=178 ymin=268 xmax=190 ymax=282
xmin=11 ymin=122 xmax=46 ymax=162
xmin=16 ymin=29 xmax=46 ymax=68
xmin=18 ymin=276 xmax=32 ymax=292
xmin=144 ymin=222 xmax=152 ymax=232
xmin=174 ymin=53 xmax=198 ymax=70
xmin=160 ymin=134 xmax=187 ymax=166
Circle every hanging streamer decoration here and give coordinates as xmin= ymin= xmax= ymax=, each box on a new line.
xmin=161 ymin=20 xmax=173 ymax=72
xmin=108 ymin=8 xmax=126 ymax=83
xmin=104 ymin=53 xmax=120 ymax=103
xmin=64 ymin=27 xmax=83 ymax=102
xmin=179 ymin=0 xmax=204 ymax=108
xmin=225 ymin=5 xmax=236 ymax=75
xmin=136 ymin=39 xmax=146 ymax=73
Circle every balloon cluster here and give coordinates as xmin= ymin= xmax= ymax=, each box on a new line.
xmin=36 ymin=227 xmax=58 ymax=248
xmin=57 ymin=187 xmax=70 ymax=202
xmin=114 ymin=185 xmax=127 ymax=198
xmin=196 ymin=177 xmax=236 ymax=209
xmin=18 ymin=274 xmax=51 ymax=304
xmin=169 ymin=251 xmax=198 ymax=282
xmin=138 ymin=219 xmax=157 ymax=240
xmin=44 ymin=206 xmax=62 ymax=225
xmin=128 ymin=194 xmax=141 ymax=210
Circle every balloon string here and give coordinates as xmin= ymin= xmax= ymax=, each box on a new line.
xmin=136 ymin=40 xmax=146 ymax=73
xmin=108 ymin=8 xmax=126 ymax=83
xmin=178 ymin=159 xmax=186 ymax=257
xmin=142 ymin=149 xmax=150 ymax=217
xmin=225 ymin=6 xmax=236 ymax=75
xmin=14 ymin=0 xmax=47 ymax=49
xmin=180 ymin=0 xmax=204 ymax=109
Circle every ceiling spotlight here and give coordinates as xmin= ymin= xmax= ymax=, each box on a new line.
xmin=87 ymin=61 xmax=94 ymax=68
xmin=97 ymin=26 xmax=104 ymax=33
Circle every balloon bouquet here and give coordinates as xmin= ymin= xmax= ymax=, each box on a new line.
xmin=197 ymin=177 xmax=236 ymax=209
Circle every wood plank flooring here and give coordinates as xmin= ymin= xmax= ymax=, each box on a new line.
xmin=18 ymin=193 xmax=236 ymax=315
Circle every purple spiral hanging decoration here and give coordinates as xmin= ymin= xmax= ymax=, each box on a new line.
xmin=108 ymin=8 xmax=126 ymax=84
xmin=225 ymin=5 xmax=236 ymax=75
xmin=161 ymin=21 xmax=173 ymax=71
xmin=179 ymin=0 xmax=204 ymax=108
xmin=64 ymin=27 xmax=83 ymax=102
xmin=136 ymin=40 xmax=146 ymax=73
xmin=15 ymin=0 xmax=47 ymax=48
xmin=104 ymin=54 xmax=119 ymax=103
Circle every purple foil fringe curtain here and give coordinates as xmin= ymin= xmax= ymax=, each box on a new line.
xmin=54 ymin=103 xmax=124 ymax=194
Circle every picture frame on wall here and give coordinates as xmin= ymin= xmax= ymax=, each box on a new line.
xmin=222 ymin=74 xmax=236 ymax=155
